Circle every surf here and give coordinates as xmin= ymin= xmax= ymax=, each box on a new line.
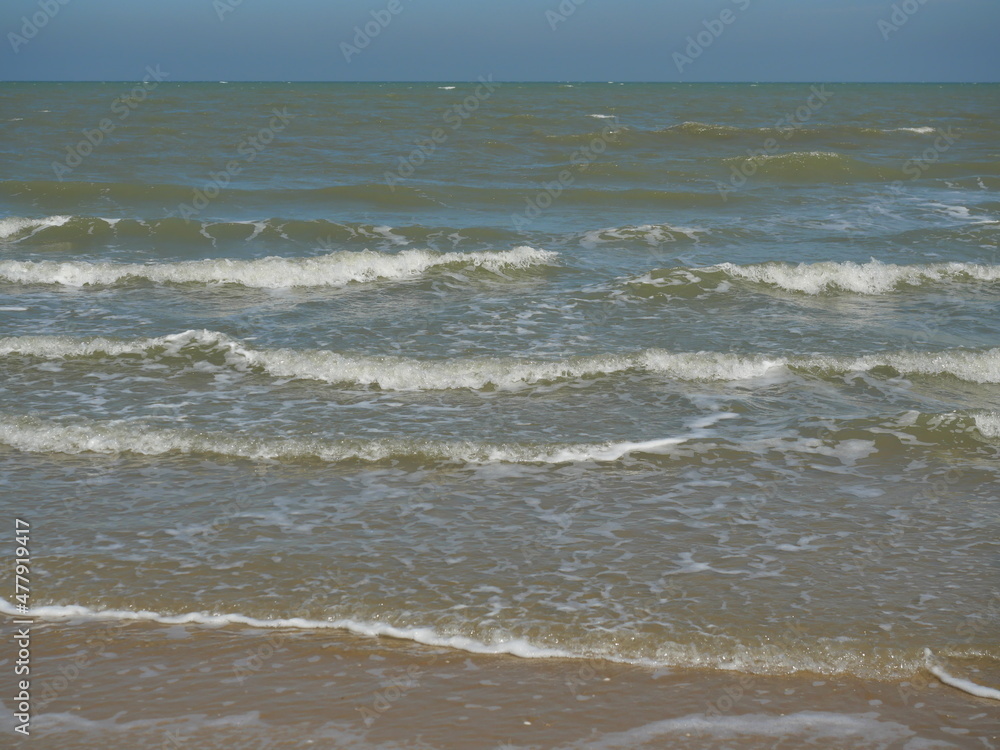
xmin=629 ymin=260 xmax=1000 ymax=296
xmin=0 ymin=246 xmax=557 ymax=288
xmin=3 ymin=331 xmax=1000 ymax=388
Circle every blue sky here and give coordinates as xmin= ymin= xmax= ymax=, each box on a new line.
xmin=2 ymin=0 xmax=998 ymax=82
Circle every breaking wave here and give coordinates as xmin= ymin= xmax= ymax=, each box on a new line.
xmin=630 ymin=260 xmax=1000 ymax=296
xmin=3 ymin=331 xmax=1000 ymax=388
xmin=0 ymin=409 xmax=996 ymax=466
xmin=0 ymin=246 xmax=557 ymax=288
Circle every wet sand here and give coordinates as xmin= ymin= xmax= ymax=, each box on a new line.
xmin=4 ymin=617 xmax=997 ymax=749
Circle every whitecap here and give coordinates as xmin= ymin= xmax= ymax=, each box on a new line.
xmin=0 ymin=215 xmax=73 ymax=240
xmin=707 ymin=260 xmax=1000 ymax=295
xmin=0 ymin=246 xmax=558 ymax=288
xmin=3 ymin=333 xmax=1000 ymax=389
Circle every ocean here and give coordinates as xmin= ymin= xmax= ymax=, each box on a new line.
xmin=0 ymin=81 xmax=998 ymax=748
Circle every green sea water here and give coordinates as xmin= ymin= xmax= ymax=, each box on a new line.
xmin=0 ymin=82 xmax=998 ymax=744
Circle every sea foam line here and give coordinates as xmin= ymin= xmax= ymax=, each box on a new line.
xmin=0 ymin=415 xmax=694 ymax=464
xmin=0 ymin=599 xmax=978 ymax=686
xmin=633 ymin=260 xmax=1000 ymax=295
xmin=924 ymin=649 xmax=1000 ymax=701
xmin=0 ymin=246 xmax=557 ymax=288
xmin=0 ymin=599 xmax=573 ymax=660
xmin=2 ymin=330 xmax=1000 ymax=388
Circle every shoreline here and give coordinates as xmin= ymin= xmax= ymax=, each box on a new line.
xmin=5 ymin=617 xmax=997 ymax=749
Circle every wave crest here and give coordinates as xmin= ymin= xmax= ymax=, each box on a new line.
xmin=632 ymin=260 xmax=1000 ymax=296
xmin=722 ymin=151 xmax=883 ymax=180
xmin=0 ymin=246 xmax=556 ymax=288
xmin=3 ymin=332 xmax=1000 ymax=388
xmin=0 ymin=415 xmax=692 ymax=464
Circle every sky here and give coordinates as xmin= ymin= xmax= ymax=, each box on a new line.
xmin=2 ymin=0 xmax=998 ymax=82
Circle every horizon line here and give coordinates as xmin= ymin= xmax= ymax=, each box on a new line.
xmin=1 ymin=79 xmax=996 ymax=85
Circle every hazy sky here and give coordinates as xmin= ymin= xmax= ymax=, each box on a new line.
xmin=2 ymin=0 xmax=998 ymax=82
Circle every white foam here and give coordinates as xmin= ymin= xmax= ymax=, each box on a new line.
xmin=546 ymin=436 xmax=688 ymax=463
xmin=666 ymin=121 xmax=742 ymax=136
xmin=0 ymin=594 xmax=942 ymax=680
xmin=243 ymin=348 xmax=634 ymax=391
xmin=826 ymin=348 xmax=1000 ymax=384
xmin=890 ymin=127 xmax=936 ymax=134
xmin=588 ymin=114 xmax=616 ymax=119
xmin=641 ymin=350 xmax=786 ymax=381
xmin=972 ymin=412 xmax=1000 ymax=438
xmin=0 ymin=330 xmax=636 ymax=390
xmin=438 ymin=86 xmax=456 ymax=90
xmin=4 ymin=332 xmax=1000 ymax=389
xmin=924 ymin=649 xmax=1000 ymax=701
xmin=0 ymin=332 xmax=171 ymax=358
xmin=0 ymin=215 xmax=72 ymax=240
xmin=0 ymin=598 xmax=574 ymax=660
xmin=581 ymin=223 xmax=703 ymax=248
xmin=574 ymin=711 xmax=918 ymax=748
xmin=708 ymin=260 xmax=1000 ymax=295
xmin=726 ymin=150 xmax=842 ymax=165
xmin=370 ymin=225 xmax=409 ymax=246
xmin=28 ymin=707 xmax=265 ymax=736
xmin=0 ymin=415 xmax=694 ymax=465
xmin=0 ymin=246 xmax=557 ymax=288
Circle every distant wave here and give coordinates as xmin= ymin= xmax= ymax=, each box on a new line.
xmin=660 ymin=121 xmax=945 ymax=140
xmin=0 ymin=597 xmax=988 ymax=683
xmin=0 ymin=246 xmax=557 ymax=288
xmin=629 ymin=260 xmax=1000 ymax=296
xmin=721 ymin=151 xmax=886 ymax=180
xmin=4 ymin=330 xmax=1000 ymax=389
xmin=0 ymin=180 xmax=442 ymax=209
xmin=539 ymin=121 xmax=952 ymax=149
xmin=720 ymin=151 xmax=999 ymax=181
xmin=0 ymin=180 xmax=728 ymax=209
xmin=0 ymin=214 xmax=517 ymax=247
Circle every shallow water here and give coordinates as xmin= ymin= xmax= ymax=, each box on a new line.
xmin=0 ymin=82 xmax=998 ymax=747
